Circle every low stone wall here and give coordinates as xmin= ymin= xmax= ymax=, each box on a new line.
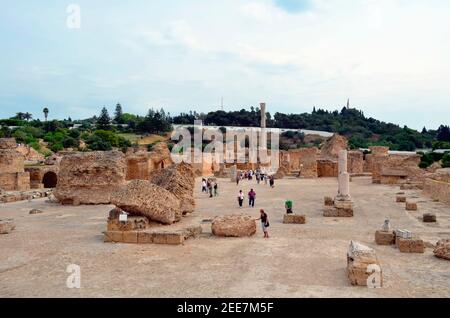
xmin=423 ymin=179 xmax=450 ymax=205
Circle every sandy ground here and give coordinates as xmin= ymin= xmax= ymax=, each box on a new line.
xmin=0 ymin=176 xmax=449 ymax=298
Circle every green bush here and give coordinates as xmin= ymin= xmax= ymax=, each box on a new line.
xmin=442 ymin=154 xmax=450 ymax=168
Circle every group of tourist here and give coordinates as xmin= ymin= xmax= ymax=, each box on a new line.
xmin=201 ymin=171 xmax=296 ymax=240
xmin=236 ymin=169 xmax=275 ymax=188
xmin=201 ymin=178 xmax=219 ymax=198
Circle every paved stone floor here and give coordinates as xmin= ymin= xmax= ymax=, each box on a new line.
xmin=0 ymin=177 xmax=449 ymax=297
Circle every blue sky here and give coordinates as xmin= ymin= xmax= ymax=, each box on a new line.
xmin=1 ymin=0 xmax=450 ymax=130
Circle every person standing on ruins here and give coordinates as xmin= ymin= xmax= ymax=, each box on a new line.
xmin=248 ymin=189 xmax=256 ymax=207
xmin=256 ymin=209 xmax=270 ymax=238
xmin=237 ymin=190 xmax=244 ymax=207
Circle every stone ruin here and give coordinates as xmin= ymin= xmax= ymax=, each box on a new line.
xmin=211 ymin=215 xmax=256 ymax=237
xmin=54 ymin=151 xmax=127 ymax=205
xmin=347 ymin=241 xmax=383 ymax=287
xmin=150 ymin=162 xmax=196 ymax=215
xmin=323 ymin=150 xmax=354 ymax=217
xmin=125 ymin=142 xmax=173 ymax=181
xmin=0 ymin=138 xmax=30 ymax=192
xmin=104 ymin=162 xmax=201 ymax=245
xmin=423 ymin=168 xmax=450 ymax=205
xmin=434 ymin=239 xmax=450 ymax=260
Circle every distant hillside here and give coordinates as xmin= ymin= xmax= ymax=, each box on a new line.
xmin=173 ymin=107 xmax=450 ymax=151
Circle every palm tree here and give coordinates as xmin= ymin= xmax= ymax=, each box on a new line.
xmin=43 ymin=108 xmax=49 ymax=122
xmin=15 ymin=112 xmax=25 ymax=120
xmin=23 ymin=112 xmax=32 ymax=121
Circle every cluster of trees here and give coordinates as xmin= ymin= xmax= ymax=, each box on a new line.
xmin=2 ymin=103 xmax=449 ymax=154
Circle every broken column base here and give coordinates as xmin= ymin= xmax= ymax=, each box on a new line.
xmin=347 ymin=241 xmax=383 ymax=287
xmin=396 ymin=237 xmax=425 ymax=253
xmin=283 ymin=214 xmax=306 ymax=224
xmin=375 ymin=230 xmax=395 ymax=245
xmin=324 ymin=198 xmax=354 ymax=217
xmin=396 ymin=195 xmax=406 ymax=203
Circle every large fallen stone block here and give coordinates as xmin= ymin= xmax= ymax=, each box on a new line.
xmin=434 ymin=239 xmax=450 ymax=260
xmin=0 ymin=219 xmax=15 ymax=234
xmin=150 ymin=162 xmax=195 ymax=215
xmin=54 ymin=151 xmax=126 ymax=205
xmin=283 ymin=214 xmax=306 ymax=224
xmin=396 ymin=237 xmax=425 ymax=253
xmin=396 ymin=195 xmax=406 ymax=203
xmin=375 ymin=231 xmax=395 ymax=245
xmin=111 ymin=180 xmax=182 ymax=225
xmin=212 ymin=215 xmax=256 ymax=237
xmin=347 ymin=241 xmax=383 ymax=287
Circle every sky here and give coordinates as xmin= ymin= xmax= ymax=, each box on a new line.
xmin=1 ymin=0 xmax=450 ymax=130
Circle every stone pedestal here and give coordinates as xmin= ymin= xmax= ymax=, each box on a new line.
xmin=283 ymin=214 xmax=306 ymax=224
xmin=396 ymin=195 xmax=406 ymax=203
xmin=406 ymin=201 xmax=418 ymax=211
xmin=423 ymin=213 xmax=437 ymax=223
xmin=230 ymin=165 xmax=238 ymax=182
xmin=397 ymin=237 xmax=425 ymax=253
xmin=375 ymin=231 xmax=395 ymax=245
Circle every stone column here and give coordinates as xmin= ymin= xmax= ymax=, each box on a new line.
xmin=230 ymin=164 xmax=237 ymax=182
xmin=337 ymin=150 xmax=351 ymax=200
xmin=260 ymin=103 xmax=266 ymax=129
xmin=260 ymin=103 xmax=267 ymax=150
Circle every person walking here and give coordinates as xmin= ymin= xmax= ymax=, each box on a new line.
xmin=248 ymin=189 xmax=256 ymax=207
xmin=237 ymin=190 xmax=244 ymax=208
xmin=236 ymin=175 xmax=240 ymax=186
xmin=269 ymin=176 xmax=275 ymax=188
xmin=202 ymin=179 xmax=207 ymax=193
xmin=256 ymin=209 xmax=270 ymax=238
xmin=207 ymin=180 xmax=213 ymax=198
xmin=214 ymin=182 xmax=218 ymax=197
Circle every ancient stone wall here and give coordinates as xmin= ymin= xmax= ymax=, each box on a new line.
xmin=317 ymin=159 xmax=338 ymax=177
xmin=126 ymin=152 xmax=149 ymax=180
xmin=287 ymin=148 xmax=318 ymax=178
xmin=54 ymin=151 xmax=126 ymax=205
xmin=372 ymin=153 xmax=422 ymax=184
xmin=348 ymin=151 xmax=364 ymax=174
xmin=320 ymin=134 xmax=348 ymax=159
xmin=0 ymin=138 xmax=30 ymax=191
xmin=25 ymin=165 xmax=59 ymax=189
xmin=423 ymin=169 xmax=450 ymax=205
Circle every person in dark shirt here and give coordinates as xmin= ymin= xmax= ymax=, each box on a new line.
xmin=256 ymin=209 xmax=269 ymax=238
xmin=248 ymin=189 xmax=256 ymax=207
